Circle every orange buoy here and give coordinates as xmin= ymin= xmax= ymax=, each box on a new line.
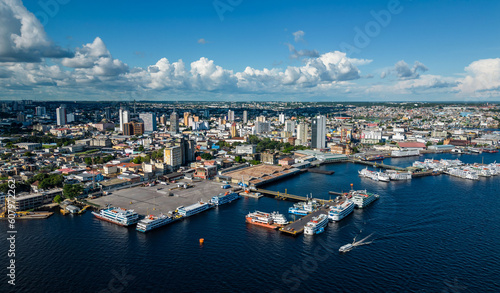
xmin=199 ymin=238 xmax=204 ymax=245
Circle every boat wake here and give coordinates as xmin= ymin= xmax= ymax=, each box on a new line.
xmin=339 ymin=232 xmax=374 ymax=253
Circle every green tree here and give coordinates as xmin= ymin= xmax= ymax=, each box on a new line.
xmin=84 ymin=157 xmax=93 ymax=165
xmin=200 ymin=153 xmax=213 ymax=160
xmin=63 ymin=184 xmax=83 ymax=199
xmin=53 ymin=194 xmax=63 ymax=203
xmin=0 ymin=182 xmax=30 ymax=194
xmin=138 ymin=145 xmax=145 ymax=152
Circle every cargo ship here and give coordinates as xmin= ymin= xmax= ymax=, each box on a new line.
xmin=350 ymin=190 xmax=380 ymax=208
xmin=210 ymin=192 xmax=240 ymax=206
xmin=136 ymin=213 xmax=175 ymax=232
xmin=245 ymin=211 xmax=279 ymax=229
xmin=92 ymin=206 xmax=139 ymax=226
xmin=304 ymin=214 xmax=328 ymax=235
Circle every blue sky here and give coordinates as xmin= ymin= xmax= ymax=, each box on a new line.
xmin=1 ymin=0 xmax=500 ymax=101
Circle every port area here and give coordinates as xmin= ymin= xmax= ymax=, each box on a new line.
xmin=89 ymin=180 xmax=227 ymax=216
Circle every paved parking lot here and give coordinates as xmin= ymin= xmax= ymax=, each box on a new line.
xmin=89 ymin=180 xmax=228 ymax=215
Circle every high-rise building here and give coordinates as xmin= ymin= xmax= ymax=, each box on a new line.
xmin=279 ymin=113 xmax=285 ymax=124
xmin=104 ymin=108 xmax=111 ymax=120
xmin=123 ymin=122 xmax=134 ymax=136
xmin=17 ymin=112 xmax=25 ymax=122
xmin=230 ymin=123 xmax=237 ymax=137
xmin=56 ymin=105 xmax=67 ymax=126
xmin=119 ymin=108 xmax=130 ymax=132
xmin=255 ymin=121 xmax=270 ymax=134
xmin=243 ymin=110 xmax=248 ymax=124
xmin=159 ymin=115 xmax=167 ymax=125
xmin=311 ymin=115 xmax=326 ymax=149
xmin=35 ymin=106 xmax=46 ymax=116
xmin=183 ymin=112 xmax=190 ymax=126
xmin=285 ymin=120 xmax=295 ymax=134
xmin=164 ymin=146 xmax=182 ymax=171
xmin=139 ymin=112 xmax=157 ymax=132
xmin=123 ymin=121 xmax=144 ymax=136
xmin=170 ymin=110 xmax=179 ymax=133
xmin=297 ymin=122 xmax=308 ymax=145
xmin=256 ymin=115 xmax=266 ymax=122
xmin=228 ymin=110 xmax=235 ymax=122
xmin=66 ymin=113 xmax=75 ymax=123
xmin=187 ymin=116 xmax=194 ymax=128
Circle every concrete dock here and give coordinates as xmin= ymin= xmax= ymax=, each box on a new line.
xmin=280 ymin=207 xmax=330 ymax=235
xmin=89 ymin=180 xmax=229 ymax=215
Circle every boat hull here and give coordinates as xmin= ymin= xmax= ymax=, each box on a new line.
xmin=92 ymin=211 xmax=137 ymax=227
xmin=245 ymin=217 xmax=278 ymax=229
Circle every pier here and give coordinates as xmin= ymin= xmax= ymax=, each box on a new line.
xmin=348 ymin=159 xmax=407 ymax=171
xmin=306 ymin=168 xmax=335 ymax=175
xmin=280 ymin=207 xmax=330 ymax=235
xmin=254 ymin=188 xmax=335 ymax=204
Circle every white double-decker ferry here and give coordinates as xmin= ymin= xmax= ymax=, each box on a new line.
xmin=177 ymin=201 xmax=211 ymax=217
xmin=271 ymin=212 xmax=289 ymax=226
xmin=136 ymin=214 xmax=175 ymax=232
xmin=92 ymin=206 xmax=139 ymax=226
xmin=328 ymin=200 xmax=354 ymax=222
xmin=350 ymin=190 xmax=380 ymax=208
xmin=386 ymin=170 xmax=412 ymax=180
xmin=304 ymin=214 xmax=328 ymax=235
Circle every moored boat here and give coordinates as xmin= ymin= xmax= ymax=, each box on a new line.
xmin=246 ymin=211 xmax=278 ymax=229
xmin=136 ymin=213 xmax=175 ymax=232
xmin=92 ymin=206 xmax=139 ymax=226
xmin=328 ymin=200 xmax=355 ymax=222
xmin=210 ymin=192 xmax=240 ymax=206
xmin=350 ymin=190 xmax=380 ymax=208
xmin=304 ymin=214 xmax=329 ymax=235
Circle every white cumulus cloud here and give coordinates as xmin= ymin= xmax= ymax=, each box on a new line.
xmin=457 ymin=58 xmax=500 ymax=97
xmin=0 ymin=0 xmax=72 ymax=62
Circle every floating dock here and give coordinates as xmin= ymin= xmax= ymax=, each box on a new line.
xmin=306 ymin=169 xmax=335 ymax=175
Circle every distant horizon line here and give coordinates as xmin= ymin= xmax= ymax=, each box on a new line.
xmin=3 ymin=100 xmax=500 ymax=104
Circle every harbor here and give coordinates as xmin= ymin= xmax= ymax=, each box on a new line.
xmin=6 ymin=151 xmax=500 ymax=293
xmin=89 ymin=180 xmax=227 ymax=216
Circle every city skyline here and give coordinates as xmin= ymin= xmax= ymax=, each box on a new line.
xmin=1 ymin=0 xmax=500 ymax=102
